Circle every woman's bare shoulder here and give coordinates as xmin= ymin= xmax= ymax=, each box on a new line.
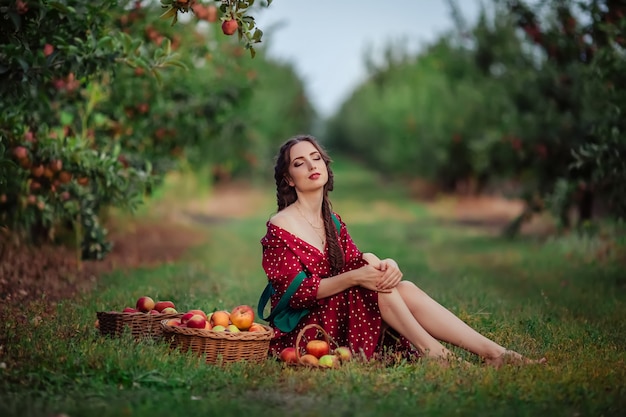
xmin=269 ymin=208 xmax=296 ymax=230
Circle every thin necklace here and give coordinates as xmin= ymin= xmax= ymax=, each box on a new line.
xmin=295 ymin=203 xmax=326 ymax=246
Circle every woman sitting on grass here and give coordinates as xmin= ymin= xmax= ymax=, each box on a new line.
xmin=260 ymin=134 xmax=547 ymax=367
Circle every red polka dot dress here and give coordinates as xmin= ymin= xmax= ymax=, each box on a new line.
xmin=261 ymin=212 xmax=416 ymax=360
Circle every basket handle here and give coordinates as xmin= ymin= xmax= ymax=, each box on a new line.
xmin=295 ymin=323 xmax=334 ymax=362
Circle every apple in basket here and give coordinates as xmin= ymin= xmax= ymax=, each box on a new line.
xmin=187 ymin=309 xmax=208 ymax=320
xmin=161 ymin=307 xmax=178 ymax=314
xmin=165 ymin=319 xmax=181 ymax=327
xmin=319 ymin=354 xmax=340 ymax=369
xmin=122 ymin=307 xmax=138 ymax=313
xmin=279 ymin=347 xmax=298 ymax=364
xmin=136 ymin=296 xmax=155 ymax=313
xmin=180 ymin=312 xmax=195 ymax=324
xmin=248 ymin=323 xmax=265 ymax=332
xmin=154 ymin=301 xmax=175 ymax=312
xmin=186 ymin=314 xmax=207 ymax=329
xmin=212 ymin=325 xmax=226 ymax=332
xmin=230 ymin=305 xmax=254 ymax=330
xmin=306 ymin=340 xmax=330 ymax=359
xmin=226 ymin=324 xmax=240 ymax=333
xmin=210 ymin=310 xmax=230 ymax=327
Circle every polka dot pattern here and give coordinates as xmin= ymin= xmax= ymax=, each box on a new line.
xmin=261 ymin=212 xmax=410 ymax=359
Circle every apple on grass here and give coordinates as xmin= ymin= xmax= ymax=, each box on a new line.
xmin=319 ymin=354 xmax=340 ymax=368
xmin=279 ymin=347 xmax=298 ymax=364
xmin=334 ymin=346 xmax=353 ymax=362
xmin=136 ymin=296 xmax=155 ymax=313
xmin=306 ymin=340 xmax=330 ymax=359
xmin=230 ymin=305 xmax=254 ymax=330
xmin=299 ymin=354 xmax=319 ymax=366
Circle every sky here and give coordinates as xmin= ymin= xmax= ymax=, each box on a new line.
xmin=255 ymin=1 xmax=483 ymax=118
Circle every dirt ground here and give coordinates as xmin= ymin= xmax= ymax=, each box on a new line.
xmin=0 ymin=182 xmax=551 ymax=318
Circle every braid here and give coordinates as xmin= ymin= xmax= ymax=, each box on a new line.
xmin=322 ymin=198 xmax=345 ymax=273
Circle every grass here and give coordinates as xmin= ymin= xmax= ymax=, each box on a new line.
xmin=1 ymin=157 xmax=625 ymax=417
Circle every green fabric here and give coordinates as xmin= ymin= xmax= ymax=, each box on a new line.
xmin=257 ymin=213 xmax=341 ymax=333
xmin=257 ymin=271 xmax=309 ymax=332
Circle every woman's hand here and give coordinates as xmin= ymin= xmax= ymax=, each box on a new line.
xmin=375 ymin=258 xmax=403 ymax=290
xmin=355 ymin=264 xmax=391 ymax=293
xmin=362 ymin=252 xmax=382 ymax=269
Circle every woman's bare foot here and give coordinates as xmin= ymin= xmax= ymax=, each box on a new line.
xmin=424 ymin=353 xmax=473 ymax=369
xmin=484 ymin=350 xmax=547 ymax=369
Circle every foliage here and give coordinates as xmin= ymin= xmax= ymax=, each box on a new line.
xmin=1 ymin=0 xmax=314 ymax=260
xmin=327 ymin=0 xmax=626 ymax=231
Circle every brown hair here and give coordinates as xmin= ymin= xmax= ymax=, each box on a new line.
xmin=274 ymin=135 xmax=345 ymax=273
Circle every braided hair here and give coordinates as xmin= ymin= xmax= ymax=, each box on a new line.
xmin=273 ymin=135 xmax=345 ymax=273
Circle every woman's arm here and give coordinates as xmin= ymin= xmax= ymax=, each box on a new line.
xmin=316 ymin=264 xmax=389 ymax=299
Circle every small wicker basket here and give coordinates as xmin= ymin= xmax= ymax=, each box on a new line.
xmin=160 ymin=320 xmax=274 ymax=364
xmin=293 ymin=323 xmax=341 ymax=367
xmin=96 ymin=311 xmax=183 ymax=340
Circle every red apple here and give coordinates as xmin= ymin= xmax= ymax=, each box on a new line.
xmin=187 ymin=309 xmax=207 ymax=320
xmin=154 ymin=301 xmax=175 ymax=312
xmin=210 ymin=310 xmax=230 ymax=327
xmin=180 ymin=312 xmax=195 ymax=324
xmin=221 ymin=19 xmax=238 ymax=36
xmin=230 ymin=304 xmax=254 ymax=330
xmin=248 ymin=323 xmax=265 ymax=332
xmin=186 ymin=314 xmax=207 ymax=329
xmin=279 ymin=347 xmax=298 ymax=364
xmin=165 ymin=319 xmax=181 ymax=327
xmin=149 ymin=309 xmax=159 ymax=315
xmin=306 ymin=340 xmax=330 ymax=359
xmin=136 ymin=296 xmax=155 ymax=312
xmin=334 ymin=346 xmax=353 ymax=362
xmin=122 ymin=307 xmax=138 ymax=313
xmin=13 ymin=146 xmax=28 ymax=160
xmin=319 ymin=354 xmax=340 ymax=368
xmin=43 ymin=43 xmax=54 ymax=57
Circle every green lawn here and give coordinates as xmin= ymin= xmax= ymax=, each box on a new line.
xmin=1 ymin=158 xmax=624 ymax=417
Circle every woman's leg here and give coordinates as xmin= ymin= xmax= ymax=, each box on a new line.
xmin=394 ymin=281 xmax=545 ymax=366
xmin=377 ymin=289 xmax=455 ymax=359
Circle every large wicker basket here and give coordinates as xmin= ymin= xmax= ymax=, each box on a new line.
xmin=161 ymin=320 xmax=274 ymax=364
xmin=96 ymin=311 xmax=183 ymax=340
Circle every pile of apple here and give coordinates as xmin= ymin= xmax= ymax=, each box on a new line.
xmin=163 ymin=304 xmax=266 ymax=333
xmin=119 ymin=296 xmax=180 ymax=314
xmin=279 ymin=340 xmax=353 ymax=368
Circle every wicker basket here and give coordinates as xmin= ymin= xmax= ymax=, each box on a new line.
xmin=161 ymin=320 xmax=274 ymax=364
xmin=293 ymin=323 xmax=341 ymax=368
xmin=96 ymin=311 xmax=183 ymax=340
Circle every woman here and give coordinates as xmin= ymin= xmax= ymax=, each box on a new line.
xmin=260 ymin=134 xmax=546 ymax=367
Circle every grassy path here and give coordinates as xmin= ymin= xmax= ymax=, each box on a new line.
xmin=1 ymin=158 xmax=625 ymax=417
